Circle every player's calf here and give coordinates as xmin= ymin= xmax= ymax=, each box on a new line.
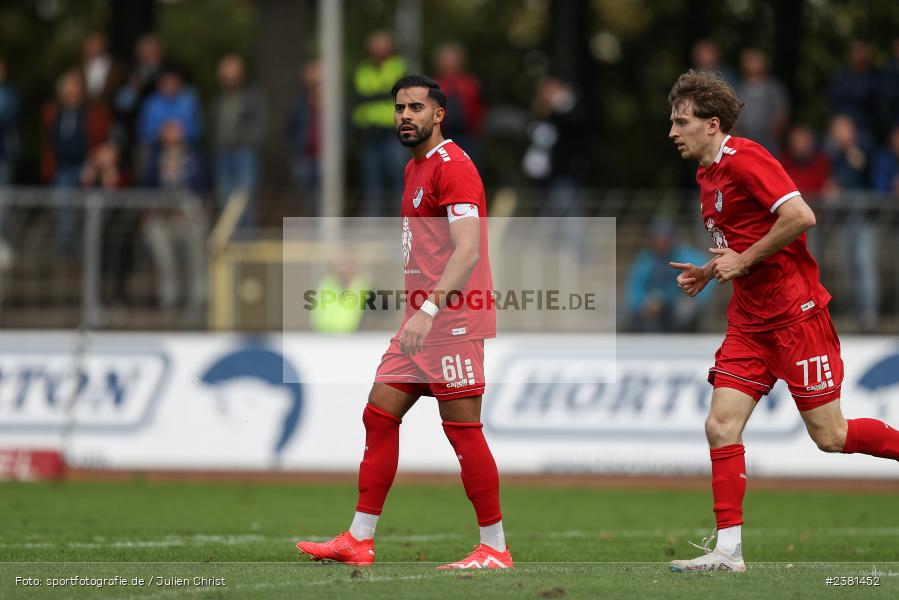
xmin=442 ymin=421 xmax=503 ymax=528
xmin=356 ymin=403 xmax=402 ymax=516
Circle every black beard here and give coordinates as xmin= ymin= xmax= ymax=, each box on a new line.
xmin=397 ymin=124 xmax=433 ymax=147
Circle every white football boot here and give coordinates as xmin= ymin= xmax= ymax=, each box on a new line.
xmin=669 ymin=531 xmax=746 ymax=573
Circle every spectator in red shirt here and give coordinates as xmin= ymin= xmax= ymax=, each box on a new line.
xmin=42 ymin=69 xmax=110 ymax=252
xmin=780 ymin=125 xmax=831 ymax=260
xmin=288 ymin=60 xmax=322 ymax=216
xmin=780 ymin=125 xmax=831 ymax=202
xmin=41 ymin=70 xmax=110 ymax=186
xmin=434 ymin=43 xmax=485 ymax=162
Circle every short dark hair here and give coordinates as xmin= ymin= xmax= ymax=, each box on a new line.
xmin=159 ymin=62 xmax=186 ymax=81
xmin=668 ymin=70 xmax=744 ymax=133
xmin=391 ymin=74 xmax=447 ymax=109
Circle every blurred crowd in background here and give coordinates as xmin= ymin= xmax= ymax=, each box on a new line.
xmin=0 ymin=1 xmax=897 ymax=334
xmin=0 ymin=30 xmax=490 ymax=222
xmin=3 ymin=31 xmax=895 ymax=218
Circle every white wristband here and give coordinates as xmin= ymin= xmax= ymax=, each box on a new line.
xmin=420 ymin=299 xmax=439 ymax=318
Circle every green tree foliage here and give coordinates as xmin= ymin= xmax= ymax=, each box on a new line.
xmin=1 ymin=0 xmax=897 ymax=187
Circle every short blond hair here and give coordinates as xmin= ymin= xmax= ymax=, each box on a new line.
xmin=668 ymin=70 xmax=744 ymax=133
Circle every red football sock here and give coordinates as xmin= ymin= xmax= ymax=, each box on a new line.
xmin=710 ymin=444 xmax=746 ymax=529
xmin=442 ymin=421 xmax=502 ymax=526
xmin=355 ymin=403 xmax=401 ymax=515
xmin=842 ymin=418 xmax=899 ymax=459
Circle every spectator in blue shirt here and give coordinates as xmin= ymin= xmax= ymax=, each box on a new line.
xmin=0 ymin=57 xmax=18 ymax=187
xmin=826 ymin=115 xmax=871 ymax=191
xmin=826 ymin=114 xmax=878 ymax=332
xmin=828 ymin=39 xmax=882 ymax=145
xmin=146 ymin=120 xmax=205 ymax=192
xmin=0 ymin=56 xmax=17 ymax=265
xmin=626 ymin=219 xmax=713 ymax=332
xmin=881 ymin=37 xmax=899 ymax=131
xmin=136 ymin=65 xmax=202 ymax=183
xmin=872 ymin=126 xmax=899 ymax=197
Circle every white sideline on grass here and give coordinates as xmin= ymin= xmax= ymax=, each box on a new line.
xmin=4 ymin=526 xmax=899 ymax=550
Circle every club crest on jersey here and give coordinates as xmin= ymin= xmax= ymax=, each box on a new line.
xmin=412 ymin=187 xmax=424 ymax=208
xmin=715 ymin=189 xmax=723 ymax=212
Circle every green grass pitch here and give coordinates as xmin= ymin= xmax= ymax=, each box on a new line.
xmin=1 ymin=480 xmax=897 ymax=598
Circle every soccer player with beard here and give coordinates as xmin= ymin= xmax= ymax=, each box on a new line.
xmin=295 ymin=75 xmax=512 ymax=569
xmin=666 ymin=70 xmax=899 ymax=573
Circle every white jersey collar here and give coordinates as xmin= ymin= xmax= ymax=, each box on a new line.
xmin=714 ymin=135 xmax=732 ymax=164
xmin=425 ymin=139 xmax=453 ymax=159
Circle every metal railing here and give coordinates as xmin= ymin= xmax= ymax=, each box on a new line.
xmin=0 ymin=187 xmax=208 ymax=330
xmin=0 ymin=186 xmax=896 ymax=333
xmin=554 ymin=188 xmax=899 ymax=334
xmin=209 ymin=188 xmax=899 ymax=334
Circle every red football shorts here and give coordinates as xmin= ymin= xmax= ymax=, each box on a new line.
xmin=374 ymin=337 xmax=486 ymax=400
xmin=708 ymin=309 xmax=844 ymax=411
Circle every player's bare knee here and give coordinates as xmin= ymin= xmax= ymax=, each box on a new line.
xmin=811 ymin=431 xmax=844 ymax=453
xmin=367 ymin=385 xmax=385 ymax=407
xmin=807 ymin=420 xmax=846 ymax=452
xmin=809 ymin=424 xmax=847 ymax=453
xmin=705 ymin=414 xmax=740 ymax=446
xmin=438 ymin=395 xmax=482 ymax=423
xmin=804 ymin=411 xmax=848 ymax=453
xmin=366 ymin=384 xmax=404 ymax=417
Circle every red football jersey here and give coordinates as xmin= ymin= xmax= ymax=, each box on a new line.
xmin=696 ymin=135 xmax=831 ymax=331
xmin=399 ymin=139 xmax=495 ymax=345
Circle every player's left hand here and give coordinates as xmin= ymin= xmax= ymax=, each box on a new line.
xmin=399 ymin=311 xmax=434 ymax=356
xmin=710 ymin=247 xmax=749 ymax=282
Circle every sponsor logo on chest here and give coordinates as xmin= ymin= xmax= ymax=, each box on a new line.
xmin=412 ymin=187 xmax=424 ymax=209
xmin=402 ymin=216 xmax=412 ymax=267
xmin=714 ymin=188 xmax=723 ymax=212
xmin=705 ymin=217 xmax=729 ymax=249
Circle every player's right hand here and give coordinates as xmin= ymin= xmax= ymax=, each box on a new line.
xmin=399 ymin=311 xmax=433 ymax=356
xmin=669 ymin=261 xmax=710 ymax=297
